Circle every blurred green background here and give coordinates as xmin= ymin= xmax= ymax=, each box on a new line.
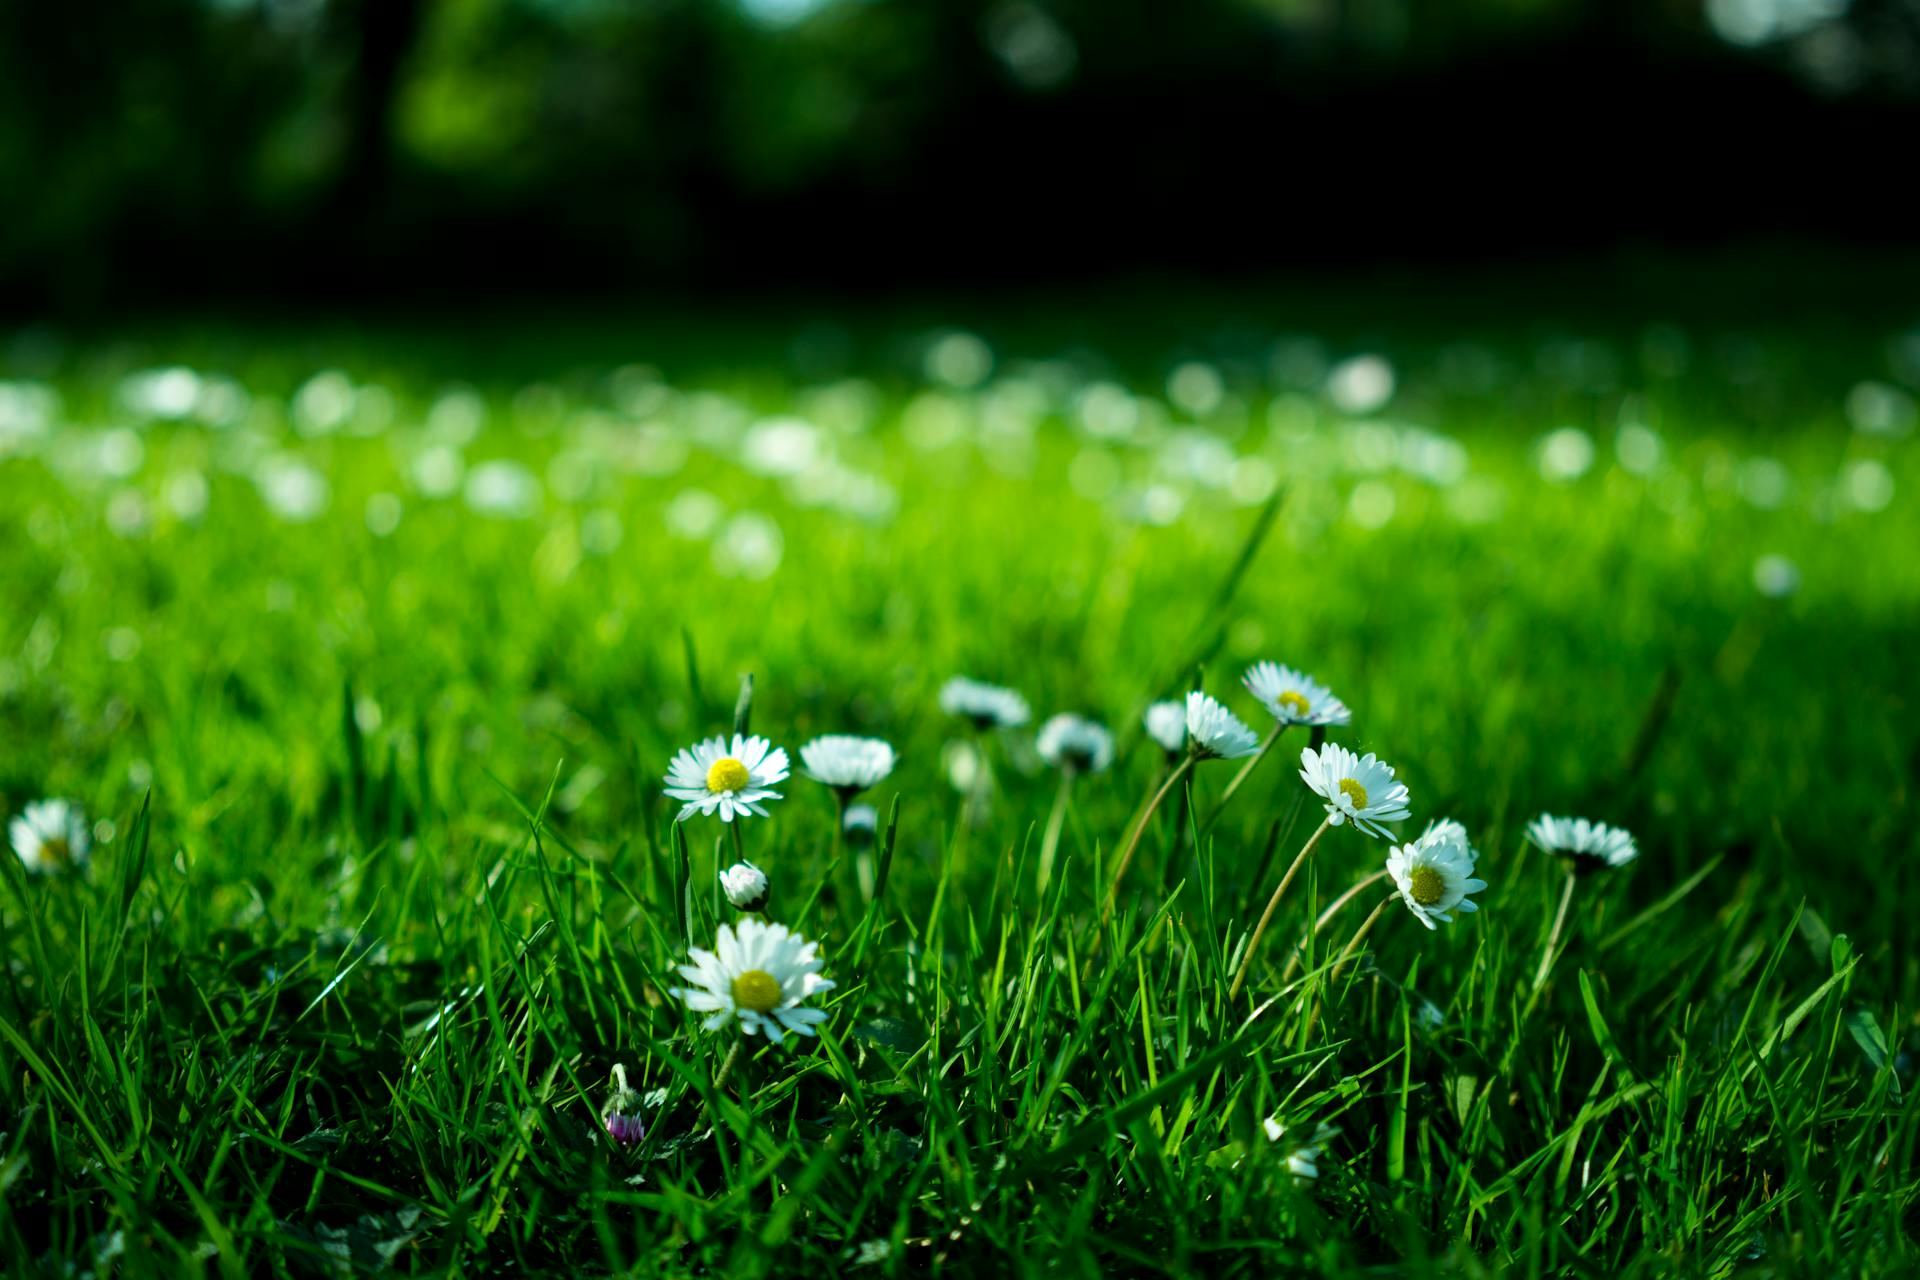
xmin=5 ymin=0 xmax=1920 ymax=309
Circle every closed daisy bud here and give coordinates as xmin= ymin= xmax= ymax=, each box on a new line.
xmin=1143 ymin=700 xmax=1188 ymax=758
xmin=1526 ymin=813 xmax=1637 ymax=871
xmin=670 ymin=917 xmax=835 ymax=1044
xmin=843 ymin=802 xmax=879 ymax=847
xmin=1184 ymin=691 xmax=1259 ymax=760
xmin=1243 ymin=662 xmax=1351 ymax=728
xmin=800 ymin=735 xmax=896 ymax=797
xmin=602 ymin=1063 xmax=644 ymax=1147
xmin=720 ymin=860 xmax=770 ymax=912
xmin=1297 ymin=744 xmax=1411 ymax=838
xmin=663 ymin=734 xmax=789 ymax=823
xmin=9 ymin=799 xmax=91 ymax=875
xmin=1036 ymin=714 xmax=1115 ymax=773
xmin=938 ymin=676 xmax=1030 ymax=730
xmin=1386 ymin=820 xmax=1487 ymax=928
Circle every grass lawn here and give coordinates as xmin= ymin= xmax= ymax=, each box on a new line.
xmin=3 ymin=282 xmax=1918 ymax=1276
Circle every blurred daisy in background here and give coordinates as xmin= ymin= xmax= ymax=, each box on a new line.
xmin=1185 ymin=691 xmax=1260 ymax=760
xmin=800 ymin=734 xmax=896 ymax=797
xmin=664 ymin=735 xmax=789 ymax=822
xmin=670 ymin=918 xmax=835 ymax=1043
xmin=843 ymin=802 xmax=880 ymax=846
xmin=1036 ymin=714 xmax=1114 ymax=773
xmin=1243 ymin=662 xmax=1351 ymax=728
xmin=1262 ymin=1119 xmax=1337 ymax=1183
xmin=939 ymin=676 xmax=1031 ymax=730
xmin=1527 ymin=814 xmax=1638 ymax=870
xmin=1387 ymin=821 xmax=1487 ymax=928
xmin=1143 ymin=700 xmax=1187 ymax=757
xmin=1298 ymin=745 xmax=1411 ymax=837
xmin=9 ymin=798 xmax=90 ymax=874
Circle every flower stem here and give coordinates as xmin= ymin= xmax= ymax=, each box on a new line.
xmin=1325 ymin=894 xmax=1393 ymax=987
xmin=1304 ymin=893 xmax=1394 ymax=1038
xmin=1103 ymin=754 xmax=1195 ymax=919
xmin=1228 ymin=817 xmax=1332 ymax=1000
xmin=1281 ymin=868 xmax=1390 ymax=983
xmin=1530 ymin=866 xmax=1579 ymax=995
xmin=728 ymin=820 xmax=747 ymax=868
xmin=1203 ymin=722 xmax=1288 ymax=833
xmin=1037 ymin=767 xmax=1076 ymax=897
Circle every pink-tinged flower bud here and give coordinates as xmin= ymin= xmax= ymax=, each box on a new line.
xmin=602 ymin=1063 xmax=644 ymax=1148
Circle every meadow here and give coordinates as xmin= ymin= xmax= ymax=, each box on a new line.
xmin=2 ymin=285 xmax=1918 ymax=1276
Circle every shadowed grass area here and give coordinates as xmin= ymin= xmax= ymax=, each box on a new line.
xmin=1 ymin=298 xmax=1917 ymax=1275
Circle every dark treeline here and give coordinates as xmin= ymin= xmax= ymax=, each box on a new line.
xmin=3 ymin=0 xmax=1918 ymax=312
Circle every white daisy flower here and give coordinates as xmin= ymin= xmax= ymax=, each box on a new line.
xmin=602 ymin=1063 xmax=644 ymax=1147
xmin=1297 ymin=744 xmax=1411 ymax=838
xmin=1526 ymin=813 xmax=1638 ymax=870
xmin=800 ymin=734 xmax=896 ymax=796
xmin=1185 ymin=691 xmax=1259 ymax=760
xmin=663 ymin=734 xmax=789 ymax=823
xmin=720 ymin=860 xmax=770 ymax=912
xmin=9 ymin=798 xmax=91 ymax=874
xmin=1262 ymin=1119 xmax=1337 ymax=1183
xmin=939 ymin=676 xmax=1030 ymax=730
xmin=669 ymin=917 xmax=835 ymax=1043
xmin=1036 ymin=714 xmax=1115 ymax=773
xmin=843 ymin=802 xmax=879 ymax=846
xmin=1386 ymin=821 xmax=1487 ymax=929
xmin=1143 ymin=700 xmax=1188 ymax=756
xmin=1243 ymin=662 xmax=1352 ymax=728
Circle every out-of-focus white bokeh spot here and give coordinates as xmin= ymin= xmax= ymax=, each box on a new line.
xmin=1326 ymin=355 xmax=1395 ymax=416
xmin=1537 ymin=427 xmax=1595 ymax=483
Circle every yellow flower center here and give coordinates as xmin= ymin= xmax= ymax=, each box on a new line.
xmin=1338 ymin=777 xmax=1369 ymax=809
xmin=42 ymin=836 xmax=71 ymax=867
xmin=1278 ymin=691 xmax=1310 ymax=718
xmin=1409 ymin=865 xmax=1446 ymax=906
xmin=706 ymin=757 xmax=751 ymax=794
xmin=731 ymin=969 xmax=783 ymax=1014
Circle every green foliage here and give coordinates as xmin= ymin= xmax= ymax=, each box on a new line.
xmin=1 ymin=307 xmax=1917 ymax=1275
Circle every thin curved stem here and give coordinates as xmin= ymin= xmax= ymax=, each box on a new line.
xmin=1530 ymin=866 xmax=1580 ymax=995
xmin=1103 ymin=754 xmax=1195 ymax=919
xmin=1281 ymin=868 xmax=1390 ymax=983
xmin=1228 ymin=817 xmax=1332 ymax=1000
xmin=1303 ymin=894 xmax=1395 ymax=1040
xmin=1038 ymin=768 xmax=1076 ymax=896
xmin=1202 ymin=722 xmax=1288 ymax=833
xmin=1326 ymin=895 xmax=1394 ymax=987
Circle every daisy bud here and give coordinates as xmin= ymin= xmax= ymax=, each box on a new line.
xmin=720 ymin=860 xmax=770 ymax=912
xmin=602 ymin=1063 xmax=644 ymax=1147
xmin=843 ymin=803 xmax=879 ymax=848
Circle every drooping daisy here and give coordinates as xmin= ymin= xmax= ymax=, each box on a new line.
xmin=843 ymin=802 xmax=879 ymax=847
xmin=663 ymin=734 xmax=788 ymax=822
xmin=1036 ymin=714 xmax=1115 ymax=773
xmin=1143 ymin=700 xmax=1188 ymax=757
xmin=800 ymin=735 xmax=896 ymax=797
xmin=720 ymin=860 xmax=770 ymax=912
xmin=1243 ymin=662 xmax=1351 ymax=728
xmin=1185 ymin=691 xmax=1260 ymax=760
xmin=1262 ymin=1119 xmax=1337 ymax=1183
xmin=939 ymin=676 xmax=1030 ymax=730
xmin=602 ymin=1063 xmax=644 ymax=1147
xmin=1298 ymin=744 xmax=1411 ymax=838
xmin=670 ymin=917 xmax=835 ymax=1043
xmin=1526 ymin=813 xmax=1638 ymax=870
xmin=9 ymin=798 xmax=91 ymax=874
xmin=1386 ymin=821 xmax=1487 ymax=929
